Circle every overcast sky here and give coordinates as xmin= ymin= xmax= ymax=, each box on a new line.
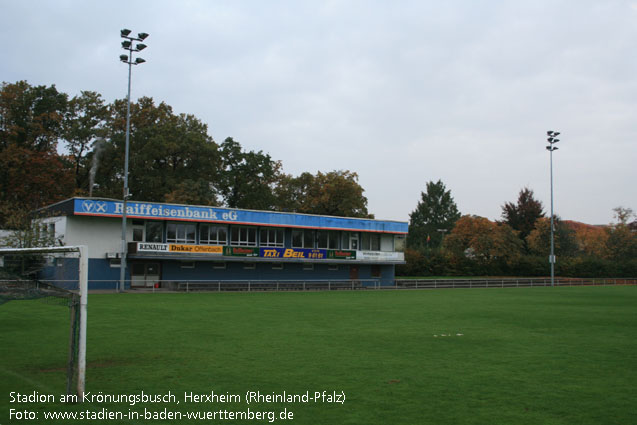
xmin=2 ymin=0 xmax=636 ymax=225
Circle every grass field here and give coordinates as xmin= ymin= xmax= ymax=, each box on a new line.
xmin=1 ymin=286 xmax=636 ymax=424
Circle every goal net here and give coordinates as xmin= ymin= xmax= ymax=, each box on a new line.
xmin=0 ymin=246 xmax=88 ymax=398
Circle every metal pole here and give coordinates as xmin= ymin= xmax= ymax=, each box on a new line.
xmin=119 ymin=50 xmax=132 ymax=293
xmin=77 ymin=245 xmax=88 ymax=397
xmin=549 ymin=147 xmax=555 ymax=287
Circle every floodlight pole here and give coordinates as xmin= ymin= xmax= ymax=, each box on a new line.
xmin=119 ymin=29 xmax=148 ymax=293
xmin=546 ymin=131 xmax=560 ymax=287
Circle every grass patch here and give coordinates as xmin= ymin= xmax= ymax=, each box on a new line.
xmin=1 ymin=286 xmax=636 ymax=424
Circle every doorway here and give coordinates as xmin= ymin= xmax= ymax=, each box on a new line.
xmin=349 ymin=265 xmax=359 ymax=280
xmin=131 ymin=262 xmax=161 ymax=288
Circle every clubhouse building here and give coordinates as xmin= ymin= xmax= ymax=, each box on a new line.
xmin=38 ymin=198 xmax=408 ymax=290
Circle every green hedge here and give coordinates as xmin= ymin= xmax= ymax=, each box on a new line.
xmin=397 ymin=250 xmax=637 ymax=278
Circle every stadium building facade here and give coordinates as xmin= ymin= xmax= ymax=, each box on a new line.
xmin=38 ymin=198 xmax=408 ymax=290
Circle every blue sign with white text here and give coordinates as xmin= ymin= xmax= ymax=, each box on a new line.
xmin=73 ymin=198 xmax=408 ymax=234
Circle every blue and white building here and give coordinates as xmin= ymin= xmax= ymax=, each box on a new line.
xmin=38 ymin=198 xmax=408 ymax=290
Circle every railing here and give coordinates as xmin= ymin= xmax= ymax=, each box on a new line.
xmin=9 ymin=277 xmax=636 ymax=292
xmin=394 ymin=277 xmax=637 ymax=289
xmin=172 ymin=279 xmax=374 ymax=292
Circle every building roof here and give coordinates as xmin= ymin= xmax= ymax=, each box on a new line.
xmin=40 ymin=198 xmax=408 ymax=234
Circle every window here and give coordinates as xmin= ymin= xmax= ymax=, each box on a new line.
xmin=292 ymin=229 xmax=314 ymax=248
xmin=260 ymin=228 xmax=284 ymax=247
xmin=166 ymin=223 xmax=196 ymax=243
xmin=272 ymin=263 xmax=284 ymax=270
xmin=146 ymin=222 xmax=163 ymax=242
xmin=180 ymin=261 xmax=195 ymax=269
xmin=109 ymin=259 xmax=121 ymax=268
xmin=328 ymin=264 xmax=339 ymax=271
xmin=302 ymin=263 xmax=314 ymax=271
xmin=317 ymin=231 xmax=339 ymax=249
xmin=200 ymin=225 xmax=227 ymax=245
xmin=243 ymin=262 xmax=256 ymax=270
xmin=231 ymin=226 xmax=257 ymax=246
xmin=213 ymin=262 xmax=226 ymax=270
xmin=371 ymin=265 xmax=382 ymax=278
xmin=133 ymin=226 xmax=144 ymax=242
xmin=361 ymin=233 xmax=381 ymax=251
xmin=394 ymin=235 xmax=406 ymax=252
xmin=342 ymin=232 xmax=359 ymax=250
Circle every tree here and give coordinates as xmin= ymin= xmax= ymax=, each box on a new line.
xmin=217 ymin=137 xmax=281 ymax=210
xmin=94 ymin=97 xmax=220 ymax=204
xmin=274 ymin=170 xmax=371 ymax=218
xmin=0 ymin=208 xmax=58 ymax=248
xmin=0 ymin=81 xmax=74 ymax=225
xmin=275 ymin=172 xmax=315 ymax=213
xmin=527 ymin=216 xmax=578 ymax=258
xmin=612 ymin=206 xmax=634 ymax=226
xmin=443 ymin=215 xmax=524 ymax=266
xmin=605 ymin=207 xmax=637 ymax=261
xmin=62 ymin=91 xmax=108 ymax=191
xmin=311 ymin=170 xmax=371 ymax=218
xmin=0 ymin=81 xmax=68 ymax=152
xmin=568 ymin=221 xmax=608 ymax=258
xmin=407 ymin=180 xmax=461 ymax=251
xmin=0 ymin=145 xmax=74 ymax=221
xmin=164 ymin=179 xmax=219 ymax=206
xmin=501 ymin=187 xmax=545 ymax=242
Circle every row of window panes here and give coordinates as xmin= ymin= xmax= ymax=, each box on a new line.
xmin=138 ymin=221 xmax=394 ymax=251
xmin=179 ymin=262 xmax=340 ymax=271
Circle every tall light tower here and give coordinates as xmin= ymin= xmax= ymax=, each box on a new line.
xmin=546 ymin=130 xmax=560 ymax=287
xmin=118 ymin=29 xmax=148 ymax=292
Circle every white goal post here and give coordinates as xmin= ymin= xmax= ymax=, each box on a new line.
xmin=0 ymin=245 xmax=88 ymax=396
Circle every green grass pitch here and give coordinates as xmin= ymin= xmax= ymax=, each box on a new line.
xmin=1 ymin=286 xmax=636 ymax=424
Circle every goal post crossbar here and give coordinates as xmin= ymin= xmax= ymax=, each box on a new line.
xmin=0 ymin=245 xmax=88 ymax=396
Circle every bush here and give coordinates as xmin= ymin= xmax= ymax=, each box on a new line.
xmin=398 ymin=250 xmax=637 ymax=278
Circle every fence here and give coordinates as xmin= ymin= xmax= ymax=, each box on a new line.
xmin=6 ymin=277 xmax=636 ymax=292
xmin=394 ymin=277 xmax=637 ymax=289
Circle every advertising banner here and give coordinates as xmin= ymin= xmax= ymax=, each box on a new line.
xmin=136 ymin=243 xmax=223 ymax=255
xmin=223 ymin=246 xmax=260 ymax=257
xmin=327 ymin=250 xmax=356 ymax=260
xmin=356 ymin=251 xmax=405 ymax=262
xmin=73 ymin=198 xmax=408 ymax=234
xmin=169 ymin=244 xmax=223 ymax=254
xmin=137 ymin=243 xmax=169 ymax=253
xmin=260 ymin=248 xmax=328 ymax=260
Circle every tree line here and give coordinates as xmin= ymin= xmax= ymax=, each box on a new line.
xmin=2 ymin=80 xmax=635 ymax=277
xmin=400 ymin=181 xmax=637 ymax=278
xmin=0 ymin=80 xmax=370 ymax=228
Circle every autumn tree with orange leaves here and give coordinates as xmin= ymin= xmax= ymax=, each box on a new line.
xmin=444 ymin=215 xmax=523 ymax=266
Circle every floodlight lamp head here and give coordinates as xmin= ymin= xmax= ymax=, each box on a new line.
xmin=553 ymin=139 xmax=560 ymax=143
xmin=136 ymin=43 xmax=147 ymax=51
xmin=121 ymin=28 xmax=132 ymax=37
xmin=135 ymin=57 xmax=146 ymax=64
xmin=548 ymin=137 xmax=554 ymax=143
xmin=138 ymin=32 xmax=149 ymax=40
xmin=553 ymin=132 xmax=560 ymax=137
xmin=121 ymin=40 xmax=132 ymax=49
xmin=547 ymin=130 xmax=554 ymax=136
xmin=119 ymin=54 xmax=128 ymax=62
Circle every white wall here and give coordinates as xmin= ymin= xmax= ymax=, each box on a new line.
xmin=65 ymin=216 xmax=131 ymax=259
xmin=39 ymin=216 xmax=67 ymax=244
xmin=380 ymin=234 xmax=394 ymax=252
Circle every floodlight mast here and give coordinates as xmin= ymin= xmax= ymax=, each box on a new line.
xmin=118 ymin=29 xmax=148 ymax=293
xmin=546 ymin=130 xmax=561 ymax=287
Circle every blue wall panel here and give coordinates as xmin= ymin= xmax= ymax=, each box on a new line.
xmin=40 ymin=258 xmax=126 ymax=290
